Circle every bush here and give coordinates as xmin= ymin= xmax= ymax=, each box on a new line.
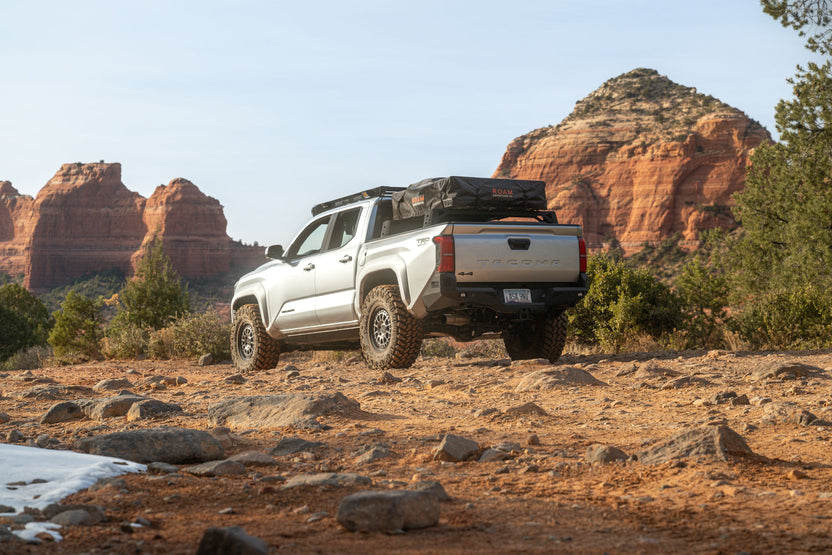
xmin=147 ymin=312 xmax=230 ymax=360
xmin=48 ymin=291 xmax=104 ymax=362
xmin=114 ymin=237 xmax=190 ymax=330
xmin=675 ymin=257 xmax=729 ymax=349
xmin=569 ymin=254 xmax=683 ymax=353
xmin=0 ymin=283 xmax=52 ymax=361
xmin=102 ymin=321 xmax=149 ymax=359
xmin=730 ymin=285 xmax=832 ymax=350
xmin=0 ymin=345 xmax=53 ymax=371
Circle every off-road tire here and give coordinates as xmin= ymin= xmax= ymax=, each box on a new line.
xmin=230 ymin=304 xmax=280 ymax=372
xmin=503 ymin=311 xmax=567 ymax=363
xmin=359 ymin=285 xmax=423 ymax=369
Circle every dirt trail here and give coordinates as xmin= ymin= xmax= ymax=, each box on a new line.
xmin=2 ymin=349 xmax=831 ymax=553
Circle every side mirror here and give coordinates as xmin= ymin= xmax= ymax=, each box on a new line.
xmin=265 ymin=244 xmax=284 ymax=260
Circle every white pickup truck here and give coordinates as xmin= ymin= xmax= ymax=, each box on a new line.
xmin=230 ymin=177 xmax=588 ymax=371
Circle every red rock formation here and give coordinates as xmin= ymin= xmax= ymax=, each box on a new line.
xmin=0 ymin=182 xmax=35 ymax=279
xmin=0 ymin=163 xmax=262 ymax=291
xmin=493 ymin=68 xmax=771 ymax=251
xmin=134 ymin=178 xmax=233 ymax=278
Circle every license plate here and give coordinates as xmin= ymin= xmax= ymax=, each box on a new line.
xmin=504 ymin=288 xmax=532 ymax=304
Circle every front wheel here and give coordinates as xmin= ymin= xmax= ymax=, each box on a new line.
xmin=230 ymin=304 xmax=280 ymax=372
xmin=359 ymin=285 xmax=423 ymax=369
xmin=503 ymin=311 xmax=567 ymax=363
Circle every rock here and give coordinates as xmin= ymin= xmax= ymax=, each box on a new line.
xmin=634 ymin=362 xmax=680 ymax=380
xmin=638 ymin=425 xmax=755 ymax=465
xmin=504 ymin=402 xmax=548 ymax=416
xmin=6 ymin=429 xmax=23 ymax=442
xmin=379 ymin=372 xmax=401 ymax=384
xmin=207 ymin=393 xmax=362 ymax=429
xmin=587 ymin=444 xmax=629 ymax=464
xmin=752 ymin=361 xmax=823 ymax=382
xmin=228 ymin=451 xmax=278 ymax=467
xmin=79 ymin=395 xmax=147 ymax=420
xmin=409 ymin=480 xmax=452 ymax=502
xmin=2 ymin=163 xmax=260 ymax=290
xmin=270 ymin=437 xmax=325 ymax=457
xmin=434 ymin=434 xmax=480 ymax=462
xmin=139 ymin=375 xmax=187 ymax=388
xmin=195 ymin=526 xmax=268 ymax=555
xmin=40 ymin=401 xmax=85 ymax=424
xmin=198 ymin=354 xmax=213 ymax=366
xmin=709 ymin=391 xmax=737 ymax=404
xmin=282 ymin=473 xmax=372 ymax=488
xmin=184 ymin=460 xmax=246 ymax=477
xmin=125 ymin=399 xmax=183 ymax=421
xmin=731 ymin=394 xmax=750 ymax=406
xmin=527 ymin=434 xmax=540 ymax=446
xmin=50 ymin=509 xmax=98 ymax=526
xmin=660 ymin=376 xmax=713 ymax=390
xmin=93 ymin=378 xmax=134 ymax=392
xmin=515 ymin=367 xmax=607 ymax=391
xmin=478 ymin=448 xmax=509 ymax=463
xmin=0 ymin=505 xmax=14 ymax=513
xmin=336 ymin=490 xmax=440 ymax=532
xmin=209 ymin=427 xmax=236 ymax=449
xmin=42 ymin=504 xmax=106 ymax=523
xmin=0 ymin=412 xmax=9 ymax=424
xmin=73 ymin=427 xmax=225 ymax=464
xmin=17 ymin=385 xmax=94 ymax=400
xmin=788 ymin=469 xmax=808 ymax=481
xmin=762 ymin=402 xmax=821 ymax=426
xmin=492 ymin=69 xmax=769 ymax=251
xmin=147 ymin=462 xmax=179 ymax=474
xmin=354 ymin=446 xmax=390 ymax=465
xmin=224 ymin=374 xmax=246 ymax=384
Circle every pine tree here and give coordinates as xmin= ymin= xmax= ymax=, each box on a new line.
xmin=115 ymin=237 xmax=190 ymax=330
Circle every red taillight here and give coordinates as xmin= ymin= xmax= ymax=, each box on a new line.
xmin=578 ymin=237 xmax=587 ymax=274
xmin=433 ymin=236 xmax=455 ymax=273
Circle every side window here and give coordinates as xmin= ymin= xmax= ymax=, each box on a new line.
xmin=328 ymin=208 xmax=361 ymax=249
xmin=287 ymin=216 xmax=330 ymax=258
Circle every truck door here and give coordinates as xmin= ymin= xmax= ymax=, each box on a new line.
xmin=272 ymin=214 xmax=331 ymax=331
xmin=314 ymin=207 xmax=362 ymax=325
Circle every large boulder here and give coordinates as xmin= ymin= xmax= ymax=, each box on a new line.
xmin=208 ymin=393 xmax=362 ymax=429
xmin=73 ymin=427 xmax=224 ymax=464
xmin=637 ymin=425 xmax=754 ymax=465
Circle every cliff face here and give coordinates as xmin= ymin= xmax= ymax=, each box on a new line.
xmin=494 ymin=68 xmax=771 ymax=250
xmin=0 ymin=163 xmax=261 ymax=291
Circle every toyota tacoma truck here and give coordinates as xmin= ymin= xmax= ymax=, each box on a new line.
xmin=230 ymin=176 xmax=588 ymax=371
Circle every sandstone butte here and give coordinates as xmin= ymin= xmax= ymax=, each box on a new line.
xmin=0 ymin=163 xmax=262 ymax=291
xmin=493 ymin=68 xmax=772 ymax=251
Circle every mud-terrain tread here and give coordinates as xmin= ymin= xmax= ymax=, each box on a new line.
xmin=231 ymin=304 xmax=280 ymax=372
xmin=359 ymin=285 xmax=423 ymax=369
xmin=503 ymin=311 xmax=567 ymax=363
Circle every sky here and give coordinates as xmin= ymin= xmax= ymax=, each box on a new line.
xmin=0 ymin=1 xmax=819 ymax=247
xmin=0 ymin=443 xmax=144 ymax=541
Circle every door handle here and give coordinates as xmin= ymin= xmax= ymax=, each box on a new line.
xmin=339 ymin=255 xmax=353 ymax=263
xmin=304 ymin=263 xmax=315 ymax=271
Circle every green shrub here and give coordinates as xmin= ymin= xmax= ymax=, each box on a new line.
xmin=675 ymin=257 xmax=729 ymax=349
xmin=114 ymin=237 xmax=190 ymax=330
xmin=148 ymin=312 xmax=230 ymax=360
xmin=102 ymin=321 xmax=149 ymax=359
xmin=569 ymin=254 xmax=683 ymax=353
xmin=0 ymin=345 xmax=53 ymax=371
xmin=420 ymin=338 xmax=459 ymax=358
xmin=48 ymin=290 xmax=103 ymax=362
xmin=731 ymin=286 xmax=832 ymax=350
xmin=0 ymin=283 xmax=52 ymax=361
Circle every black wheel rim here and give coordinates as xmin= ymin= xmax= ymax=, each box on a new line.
xmin=239 ymin=323 xmax=255 ymax=360
xmin=371 ymin=308 xmax=392 ymax=350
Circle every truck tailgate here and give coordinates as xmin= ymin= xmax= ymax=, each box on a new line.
xmin=451 ymin=223 xmax=582 ymax=283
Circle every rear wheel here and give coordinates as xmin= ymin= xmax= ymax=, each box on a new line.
xmin=503 ymin=311 xmax=567 ymax=363
xmin=230 ymin=304 xmax=280 ymax=372
xmin=360 ymin=285 xmax=423 ymax=369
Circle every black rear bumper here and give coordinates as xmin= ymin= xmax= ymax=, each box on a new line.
xmin=422 ymin=272 xmax=589 ymax=314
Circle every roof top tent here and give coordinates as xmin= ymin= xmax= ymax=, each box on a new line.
xmin=390 ymin=176 xmax=549 ymax=221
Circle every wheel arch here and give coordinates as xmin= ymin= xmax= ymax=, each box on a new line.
xmin=358 ymin=269 xmax=403 ymax=308
xmin=231 ymin=290 xmax=268 ymax=325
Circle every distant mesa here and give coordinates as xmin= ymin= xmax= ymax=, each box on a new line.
xmin=493 ymin=68 xmax=771 ymax=251
xmin=0 ymin=162 xmax=262 ymax=291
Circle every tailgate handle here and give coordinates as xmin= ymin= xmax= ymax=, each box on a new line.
xmin=507 ymin=238 xmax=531 ymax=251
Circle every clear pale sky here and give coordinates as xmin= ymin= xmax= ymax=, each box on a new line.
xmin=0 ymin=1 xmax=816 ymax=247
